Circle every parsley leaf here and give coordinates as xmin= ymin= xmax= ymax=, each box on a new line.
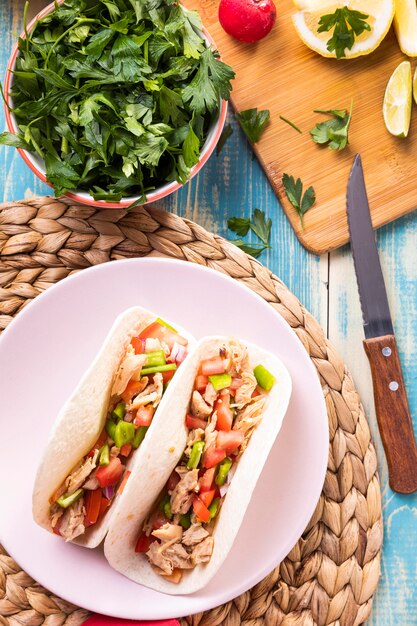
xmin=0 ymin=131 xmax=30 ymax=149
xmin=282 ymin=173 xmax=316 ymax=228
xmin=317 ymin=8 xmax=371 ymax=59
xmin=310 ymin=102 xmax=353 ymax=150
xmin=182 ymin=49 xmax=235 ymax=115
xmin=216 ymin=123 xmax=233 ymax=155
xmin=236 ymin=108 xmax=270 ymax=143
xmin=250 ymin=208 xmax=271 ymax=245
xmin=227 ymin=216 xmax=250 ymax=236
xmin=232 ymin=240 xmax=268 ymax=258
xmin=228 ymin=209 xmax=271 ymax=257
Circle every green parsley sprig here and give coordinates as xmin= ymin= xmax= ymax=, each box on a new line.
xmin=0 ymin=0 xmax=235 ymax=201
xmin=236 ymin=108 xmax=270 ymax=143
xmin=228 ymin=209 xmax=271 ymax=258
xmin=282 ymin=174 xmax=315 ymax=228
xmin=310 ymin=101 xmax=353 ymax=150
xmin=317 ymin=7 xmax=371 ymax=59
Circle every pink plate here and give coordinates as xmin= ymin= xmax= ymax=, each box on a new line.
xmin=0 ymin=258 xmax=328 ymax=619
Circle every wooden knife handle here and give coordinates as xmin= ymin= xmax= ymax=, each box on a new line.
xmin=364 ymin=335 xmax=417 ymax=493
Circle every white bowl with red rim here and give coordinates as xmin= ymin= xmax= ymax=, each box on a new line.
xmin=4 ymin=1 xmax=228 ymax=209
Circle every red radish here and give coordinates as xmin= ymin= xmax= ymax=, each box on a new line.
xmin=218 ymin=0 xmax=276 ymax=43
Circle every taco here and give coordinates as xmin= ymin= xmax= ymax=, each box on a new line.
xmin=32 ymin=306 xmax=194 ymax=547
xmin=104 ymin=336 xmax=292 ymax=594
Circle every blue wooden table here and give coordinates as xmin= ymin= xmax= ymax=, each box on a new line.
xmin=1 ymin=1 xmax=417 ymax=622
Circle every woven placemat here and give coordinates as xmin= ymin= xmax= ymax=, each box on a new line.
xmin=0 ymin=197 xmax=383 ymax=626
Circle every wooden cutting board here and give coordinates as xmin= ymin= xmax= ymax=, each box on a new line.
xmin=185 ymin=0 xmax=417 ymax=254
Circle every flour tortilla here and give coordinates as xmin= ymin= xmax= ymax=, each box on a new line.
xmin=104 ymin=336 xmax=292 ymax=594
xmin=32 ymin=306 xmax=195 ymax=548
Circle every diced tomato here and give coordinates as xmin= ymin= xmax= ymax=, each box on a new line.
xmin=122 ymin=379 xmax=145 ymax=403
xmin=152 ymin=511 xmax=168 ymax=530
xmin=199 ymin=467 xmax=216 ymax=492
xmin=135 ymin=532 xmax=155 ymax=553
xmin=134 ymin=405 xmax=155 ymax=427
xmin=203 ymin=447 xmax=226 ymax=469
xmin=87 ymin=429 xmax=108 ymax=457
xmin=117 ymin=470 xmax=131 ymax=495
xmin=193 ymin=496 xmax=211 ymax=523
xmin=194 ymin=374 xmax=209 ymax=393
xmin=84 ymin=488 xmax=102 ymax=527
xmin=252 ymin=387 xmax=262 ymax=398
xmin=186 ymin=414 xmax=208 ymax=430
xmin=138 ymin=321 xmax=188 ymax=351
xmin=199 ymin=489 xmax=215 ymax=508
xmin=120 ymin=443 xmax=132 ymax=457
xmin=162 ymin=369 xmax=175 ymax=384
xmin=215 ymin=393 xmax=233 ymax=432
xmin=99 ymin=497 xmax=111 ymax=518
xmin=216 ymin=430 xmax=244 ymax=454
xmin=53 ymin=519 xmax=62 ymax=536
xmin=131 ymin=336 xmax=145 ymax=354
xmin=167 ymin=470 xmax=180 ymax=492
xmin=200 ymin=356 xmax=226 ymax=376
xmin=96 ymin=457 xmax=123 ymax=488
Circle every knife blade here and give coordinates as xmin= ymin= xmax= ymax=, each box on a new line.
xmin=347 ymin=154 xmax=417 ymax=494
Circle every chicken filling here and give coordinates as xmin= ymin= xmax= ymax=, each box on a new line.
xmin=49 ymin=319 xmax=188 ymax=541
xmin=135 ymin=339 xmax=276 ymax=583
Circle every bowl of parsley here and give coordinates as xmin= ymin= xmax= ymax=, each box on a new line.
xmin=2 ymin=0 xmax=234 ymax=208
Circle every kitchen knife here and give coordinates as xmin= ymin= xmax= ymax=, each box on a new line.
xmin=346 ymin=154 xmax=417 ymax=494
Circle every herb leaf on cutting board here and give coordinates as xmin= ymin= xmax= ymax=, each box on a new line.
xmin=228 ymin=209 xmax=271 ymax=257
xmin=310 ymin=102 xmax=353 ymax=150
xmin=0 ymin=0 xmax=235 ymax=202
xmin=317 ymin=8 xmax=371 ymax=59
xmin=282 ymin=173 xmax=316 ymax=228
xmin=236 ymin=108 xmax=270 ymax=143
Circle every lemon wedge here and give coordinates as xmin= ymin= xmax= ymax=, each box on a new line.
xmin=394 ymin=0 xmax=417 ymax=57
xmin=414 ymin=66 xmax=417 ymax=104
xmin=383 ymin=61 xmax=412 ymax=137
xmin=292 ymin=0 xmax=395 ymax=59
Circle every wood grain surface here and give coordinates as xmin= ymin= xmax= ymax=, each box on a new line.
xmin=364 ymin=335 xmax=417 ymax=494
xmin=1 ymin=0 xmax=417 ymax=623
xmin=184 ymin=0 xmax=417 ymax=254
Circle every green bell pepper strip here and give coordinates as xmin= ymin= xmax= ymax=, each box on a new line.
xmin=141 ymin=363 xmax=177 ymax=376
xmin=56 ymin=488 xmax=84 ymax=509
xmin=155 ymin=317 xmax=177 ymax=332
xmin=163 ymin=500 xmax=173 ymax=520
xmin=114 ymin=421 xmax=135 ymax=448
xmin=215 ymin=457 xmax=232 ymax=486
xmin=253 ymin=365 xmax=276 ymax=391
xmin=159 ymin=494 xmax=173 ymax=520
xmin=187 ymin=441 xmax=205 ymax=469
xmin=208 ymin=498 xmax=220 ymax=520
xmin=208 ymin=373 xmax=232 ymax=391
xmin=179 ymin=513 xmax=191 ymax=529
xmin=132 ymin=425 xmax=148 ymax=449
xmin=111 ymin=401 xmax=126 ymax=421
xmin=99 ymin=443 xmax=110 ymax=466
xmin=145 ymin=350 xmax=166 ymax=368
xmin=105 ymin=419 xmax=117 ymax=441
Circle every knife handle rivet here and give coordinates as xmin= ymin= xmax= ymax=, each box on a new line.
xmin=382 ymin=347 xmax=392 ymax=357
xmin=389 ymin=381 xmax=399 ymax=392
